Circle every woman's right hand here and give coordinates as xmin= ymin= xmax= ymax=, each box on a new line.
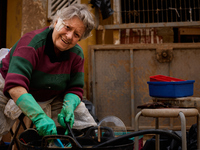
xmin=34 ymin=114 xmax=57 ymax=136
xmin=16 ymin=93 xmax=57 ymax=136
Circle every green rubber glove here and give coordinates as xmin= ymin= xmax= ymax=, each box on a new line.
xmin=57 ymin=93 xmax=80 ymax=135
xmin=16 ymin=93 xmax=57 ymax=136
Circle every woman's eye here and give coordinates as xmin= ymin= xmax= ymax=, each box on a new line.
xmin=64 ymin=25 xmax=70 ymax=30
xmin=61 ymin=22 xmax=70 ymax=30
xmin=75 ymin=33 xmax=80 ymax=38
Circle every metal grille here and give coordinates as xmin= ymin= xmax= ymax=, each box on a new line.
xmin=121 ymin=0 xmax=200 ymax=23
xmin=47 ymin=0 xmax=80 ymax=20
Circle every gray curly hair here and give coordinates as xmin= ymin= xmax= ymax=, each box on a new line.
xmin=49 ymin=4 xmax=95 ymax=40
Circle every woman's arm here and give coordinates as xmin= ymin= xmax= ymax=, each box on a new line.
xmin=8 ymin=86 xmax=28 ymax=103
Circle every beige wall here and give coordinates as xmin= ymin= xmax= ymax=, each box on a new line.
xmin=6 ymin=0 xmax=96 ymax=99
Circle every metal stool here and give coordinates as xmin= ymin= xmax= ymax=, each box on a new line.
xmin=134 ymin=108 xmax=200 ymax=150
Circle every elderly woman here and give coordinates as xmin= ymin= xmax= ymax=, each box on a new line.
xmin=0 ymin=3 xmax=96 ymax=140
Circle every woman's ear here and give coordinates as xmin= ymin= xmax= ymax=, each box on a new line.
xmin=53 ymin=21 xmax=57 ymax=28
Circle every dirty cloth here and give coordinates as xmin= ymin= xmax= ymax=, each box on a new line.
xmin=51 ymin=97 xmax=97 ymax=129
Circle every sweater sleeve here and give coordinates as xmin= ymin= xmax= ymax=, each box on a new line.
xmin=3 ymin=46 xmax=38 ymax=97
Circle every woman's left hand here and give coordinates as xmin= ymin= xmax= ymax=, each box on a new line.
xmin=57 ymin=93 xmax=80 ymax=135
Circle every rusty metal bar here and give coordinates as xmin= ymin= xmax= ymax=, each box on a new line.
xmin=199 ymin=0 xmax=200 ymax=20
xmin=102 ymin=21 xmax=200 ymax=29
xmin=189 ymin=0 xmax=192 ymax=21
xmin=89 ymin=43 xmax=200 ymax=51
xmin=193 ymin=0 xmax=196 ymax=21
xmin=170 ymin=0 xmax=173 ymax=22
xmin=129 ymin=0 xmax=131 ymax=23
xmin=161 ymin=0 xmax=163 ymax=22
xmin=175 ymin=0 xmax=177 ymax=21
xmin=197 ymin=0 xmax=199 ymax=21
xmin=180 ymin=0 xmax=182 ymax=22
xmin=130 ymin=49 xmax=134 ymax=128
xmin=143 ymin=0 xmax=145 ymax=23
xmin=184 ymin=0 xmax=187 ymax=21
xmin=147 ymin=0 xmax=149 ymax=23
xmin=133 ymin=0 xmax=136 ymax=23
xmin=124 ymin=0 xmax=126 ymax=23
xmin=138 ymin=0 xmax=140 ymax=23
xmin=156 ymin=0 xmax=159 ymax=22
xmin=189 ymin=0 xmax=191 ymax=9
xmin=152 ymin=0 xmax=154 ymax=22
xmin=166 ymin=0 xmax=168 ymax=22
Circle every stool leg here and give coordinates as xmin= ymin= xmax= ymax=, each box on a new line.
xmin=155 ymin=118 xmax=160 ymax=150
xmin=8 ymin=121 xmax=21 ymax=150
xmin=135 ymin=111 xmax=142 ymax=150
xmin=179 ymin=112 xmax=187 ymax=150
xmin=197 ymin=113 xmax=200 ymax=150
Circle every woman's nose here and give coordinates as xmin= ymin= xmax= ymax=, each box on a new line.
xmin=66 ymin=31 xmax=73 ymax=40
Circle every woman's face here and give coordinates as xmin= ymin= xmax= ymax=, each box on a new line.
xmin=52 ymin=16 xmax=85 ymax=52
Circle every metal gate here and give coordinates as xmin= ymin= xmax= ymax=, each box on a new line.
xmin=88 ymin=43 xmax=200 ymax=131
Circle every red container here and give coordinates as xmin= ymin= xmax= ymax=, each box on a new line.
xmin=150 ymin=75 xmax=185 ymax=82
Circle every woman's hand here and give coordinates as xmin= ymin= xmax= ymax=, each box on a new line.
xmin=57 ymin=93 xmax=80 ymax=135
xmin=12 ymin=89 xmax=57 ymax=136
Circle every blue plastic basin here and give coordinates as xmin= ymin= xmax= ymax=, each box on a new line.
xmin=147 ymin=80 xmax=195 ymax=98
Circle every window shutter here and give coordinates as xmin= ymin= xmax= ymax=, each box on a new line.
xmin=47 ymin=0 xmax=80 ymax=21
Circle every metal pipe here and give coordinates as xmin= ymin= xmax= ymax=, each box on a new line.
xmin=155 ymin=118 xmax=160 ymax=150
xmin=179 ymin=112 xmax=187 ymax=150
xmin=134 ymin=111 xmax=142 ymax=150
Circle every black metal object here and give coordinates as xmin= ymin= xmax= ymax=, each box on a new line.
xmin=18 ymin=126 xmax=134 ymax=150
xmin=18 ymin=126 xmax=182 ymax=149
xmin=65 ymin=120 xmax=82 ymax=148
xmin=93 ymin=129 xmax=182 ymax=148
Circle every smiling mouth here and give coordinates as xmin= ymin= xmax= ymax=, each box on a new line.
xmin=61 ymin=37 xmax=69 ymax=44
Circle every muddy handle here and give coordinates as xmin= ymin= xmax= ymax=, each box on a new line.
xmin=41 ymin=135 xmax=81 ymax=148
